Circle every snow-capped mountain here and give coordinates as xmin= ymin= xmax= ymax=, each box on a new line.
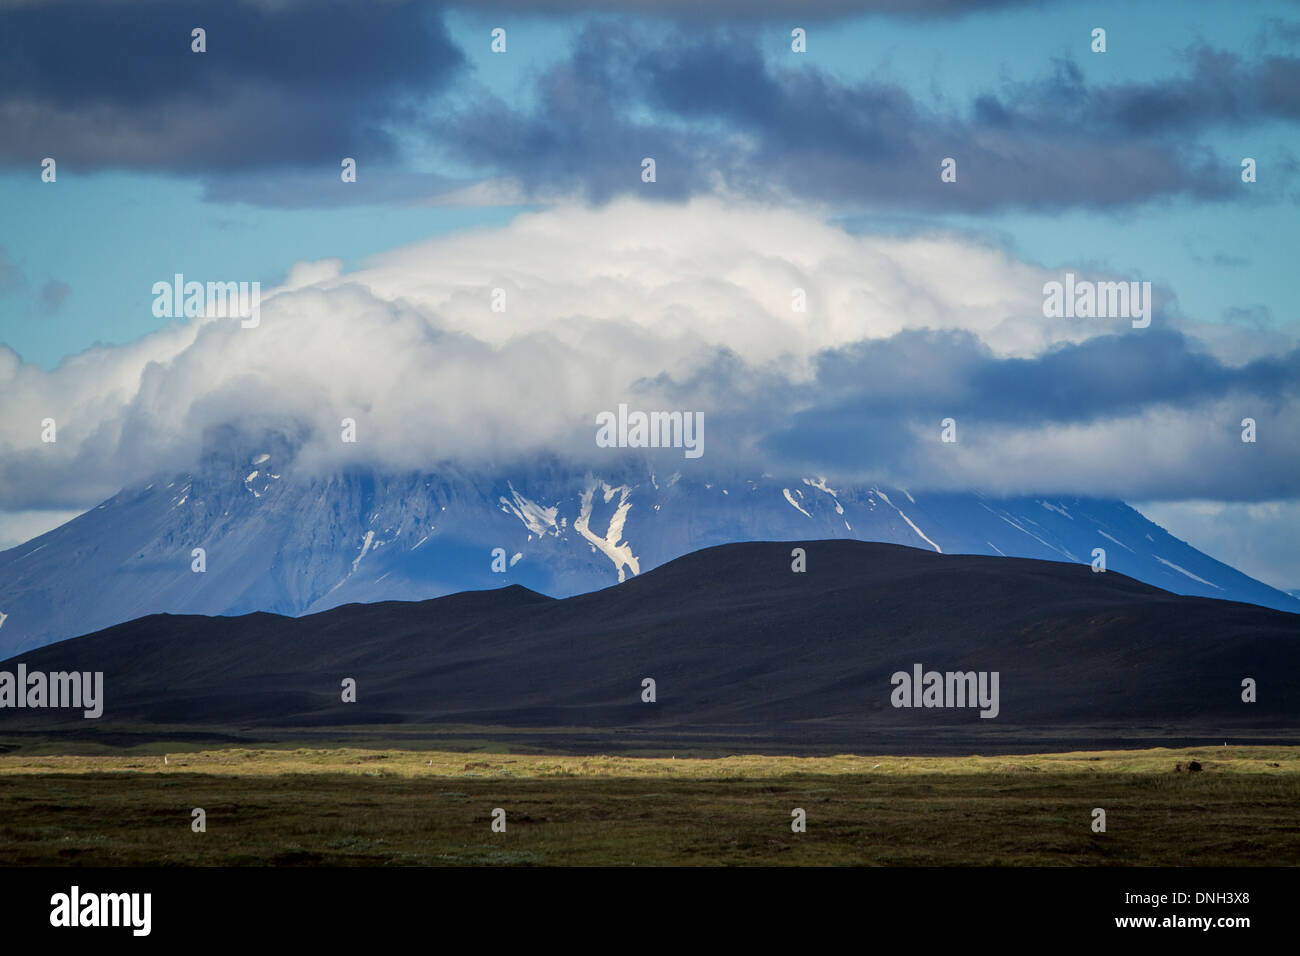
xmin=1 ymin=438 xmax=1296 ymax=656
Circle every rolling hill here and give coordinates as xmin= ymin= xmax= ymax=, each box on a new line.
xmin=2 ymin=540 xmax=1295 ymax=754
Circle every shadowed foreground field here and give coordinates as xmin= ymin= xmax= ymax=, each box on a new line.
xmin=1 ymin=747 xmax=1297 ymax=866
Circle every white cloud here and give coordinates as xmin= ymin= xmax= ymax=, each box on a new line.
xmin=0 ymin=198 xmax=1292 ymax=513
xmin=345 ymin=197 xmax=1110 ymax=366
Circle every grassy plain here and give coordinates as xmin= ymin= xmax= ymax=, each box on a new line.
xmin=1 ymin=746 xmax=1296 ymax=866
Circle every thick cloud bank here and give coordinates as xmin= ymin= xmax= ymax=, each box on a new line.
xmin=0 ymin=199 xmax=1295 ymax=511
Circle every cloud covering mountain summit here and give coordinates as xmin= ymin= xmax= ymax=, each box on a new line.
xmin=0 ymin=199 xmax=1295 ymax=516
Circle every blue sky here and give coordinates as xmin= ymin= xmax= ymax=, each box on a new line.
xmin=0 ymin=0 xmax=1296 ymax=586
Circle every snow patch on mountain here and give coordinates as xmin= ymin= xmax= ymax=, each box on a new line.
xmin=352 ymin=530 xmax=375 ymax=573
xmin=783 ymin=488 xmax=812 ymax=518
xmin=875 ymin=488 xmax=942 ymax=553
xmin=575 ymin=480 xmax=640 ymax=582
xmin=1154 ymin=555 xmax=1222 ymax=590
xmin=500 ymin=482 xmax=560 ymax=538
xmin=1040 ymin=501 xmax=1073 ymax=519
xmin=803 ymin=477 xmax=845 ymax=515
xmin=982 ymin=503 xmax=1074 ymax=560
xmin=1098 ymin=530 xmax=1133 ymax=553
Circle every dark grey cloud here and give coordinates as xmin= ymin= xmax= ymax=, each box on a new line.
xmin=794 ymin=328 xmax=1298 ymax=428
xmin=596 ymin=320 xmax=1300 ymax=500
xmin=988 ymin=52 xmax=1300 ymax=136
xmin=445 ymin=26 xmax=1299 ymax=211
xmin=3 ymin=5 xmax=1291 ymax=211
xmin=760 ymin=328 xmax=1300 ymax=496
xmin=0 ymin=0 xmax=464 ymax=172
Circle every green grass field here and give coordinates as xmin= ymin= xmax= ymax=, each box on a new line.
xmin=1 ymin=746 xmax=1297 ymax=866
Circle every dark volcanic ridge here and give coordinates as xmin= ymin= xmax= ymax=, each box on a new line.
xmin=1 ymin=541 xmax=1296 ymax=752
